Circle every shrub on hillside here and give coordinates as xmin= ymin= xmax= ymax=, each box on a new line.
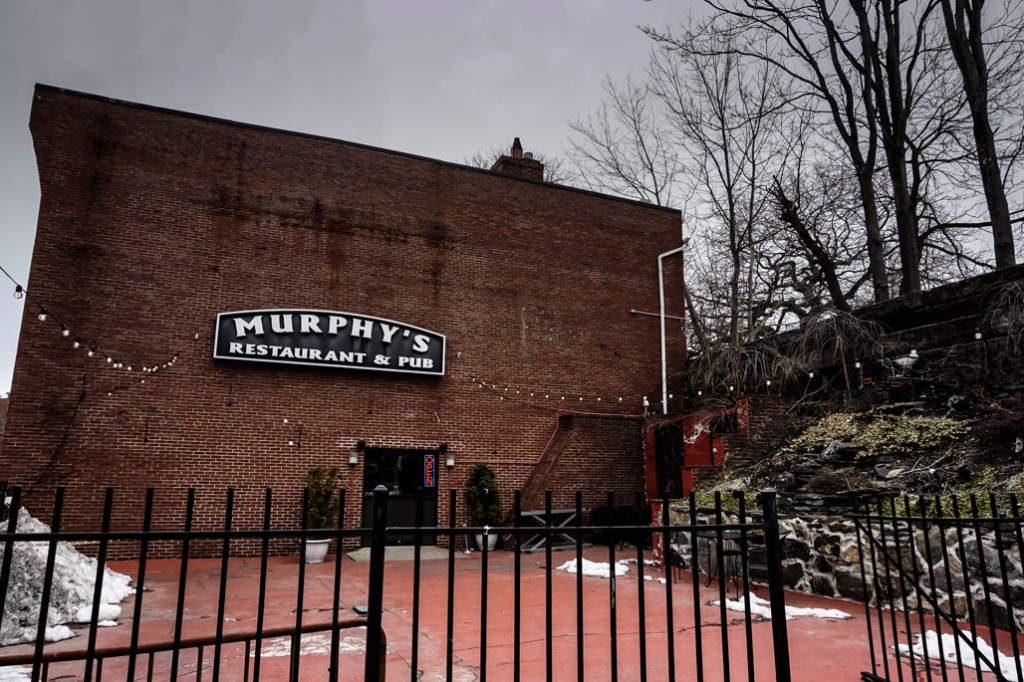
xmin=791 ymin=413 xmax=965 ymax=457
xmin=857 ymin=415 xmax=965 ymax=457
xmin=791 ymin=414 xmax=859 ymax=452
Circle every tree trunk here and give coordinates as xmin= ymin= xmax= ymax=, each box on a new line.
xmin=940 ymin=0 xmax=1016 ymax=268
xmin=773 ymin=181 xmax=853 ymax=312
xmin=856 ymin=168 xmax=891 ymax=302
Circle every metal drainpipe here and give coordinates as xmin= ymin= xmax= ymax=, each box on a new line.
xmin=658 ymin=244 xmax=686 ymax=415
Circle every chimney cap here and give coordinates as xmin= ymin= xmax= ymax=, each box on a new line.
xmin=512 ymin=137 xmax=523 ymax=159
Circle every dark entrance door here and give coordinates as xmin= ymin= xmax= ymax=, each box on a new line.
xmin=361 ymin=448 xmax=438 ymax=545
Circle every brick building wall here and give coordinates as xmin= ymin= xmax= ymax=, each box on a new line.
xmin=1 ymin=86 xmax=685 ymax=546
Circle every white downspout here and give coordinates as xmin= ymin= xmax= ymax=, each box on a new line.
xmin=658 ymin=245 xmax=686 ymax=416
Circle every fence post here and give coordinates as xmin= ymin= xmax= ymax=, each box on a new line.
xmin=364 ymin=485 xmax=389 ymax=682
xmin=762 ymin=488 xmax=792 ymax=682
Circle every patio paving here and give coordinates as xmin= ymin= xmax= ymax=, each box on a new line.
xmin=1 ymin=545 xmax=883 ymax=681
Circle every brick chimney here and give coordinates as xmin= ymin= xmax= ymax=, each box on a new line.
xmin=490 ymin=137 xmax=545 ymax=181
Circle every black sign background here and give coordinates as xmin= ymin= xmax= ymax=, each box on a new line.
xmin=213 ymin=309 xmax=445 ymax=376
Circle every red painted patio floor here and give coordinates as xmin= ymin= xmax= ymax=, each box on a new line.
xmin=3 ymin=546 xmax=895 ymax=681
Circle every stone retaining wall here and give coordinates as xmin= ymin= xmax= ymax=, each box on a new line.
xmin=668 ymin=504 xmax=1024 ymax=631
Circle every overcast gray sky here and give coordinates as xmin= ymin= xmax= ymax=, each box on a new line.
xmin=0 ymin=0 xmax=699 ymax=394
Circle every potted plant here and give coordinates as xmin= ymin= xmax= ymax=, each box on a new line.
xmin=304 ymin=466 xmax=341 ymax=564
xmin=464 ymin=463 xmax=502 ymax=551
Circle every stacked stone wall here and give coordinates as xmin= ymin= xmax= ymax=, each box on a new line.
xmin=669 ymin=504 xmax=1024 ymax=631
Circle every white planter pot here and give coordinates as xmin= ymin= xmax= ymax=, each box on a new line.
xmin=304 ymin=538 xmax=331 ymax=564
xmin=475 ymin=533 xmax=499 ymax=551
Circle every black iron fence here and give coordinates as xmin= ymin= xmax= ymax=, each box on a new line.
xmin=1 ymin=484 xmax=793 ymax=681
xmin=850 ymin=493 xmax=1024 ymax=682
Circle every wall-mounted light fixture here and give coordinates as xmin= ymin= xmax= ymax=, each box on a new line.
xmin=349 ymin=439 xmax=365 ymax=466
xmin=441 ymin=442 xmax=454 ymax=468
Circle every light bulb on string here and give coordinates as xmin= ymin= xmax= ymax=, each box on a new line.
xmin=105 ymin=355 xmax=112 ymax=363
xmin=579 ymin=396 xmax=583 ymax=401
xmin=38 ymin=308 xmax=47 ymax=322
xmin=88 ymin=348 xmax=95 ymax=357
xmin=14 ymin=285 xmax=23 ymax=300
xmin=73 ymin=339 xmax=81 ymax=349
xmin=61 ymin=326 xmax=70 ymax=337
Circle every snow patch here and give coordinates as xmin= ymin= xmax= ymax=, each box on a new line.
xmin=253 ymin=631 xmax=368 ymax=658
xmin=0 ymin=666 xmax=32 ymax=682
xmin=75 ymin=604 xmax=121 ymax=624
xmin=897 ymin=629 xmax=1024 ymax=681
xmin=0 ymin=508 xmax=135 ymax=646
xmin=711 ymin=593 xmax=852 ymax=620
xmin=555 ymin=558 xmax=630 ymax=578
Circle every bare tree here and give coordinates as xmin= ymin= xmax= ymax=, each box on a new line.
xmin=646 ymin=5 xmax=895 ymax=302
xmin=565 ymin=75 xmax=683 ymax=206
xmin=939 ymin=0 xmax=1022 ymax=267
xmin=647 ymin=32 xmax=791 ymax=344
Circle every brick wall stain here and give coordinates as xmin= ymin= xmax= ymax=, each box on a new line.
xmin=2 ymin=87 xmax=686 ymax=553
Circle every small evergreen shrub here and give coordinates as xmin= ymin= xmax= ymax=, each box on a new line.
xmin=305 ymin=466 xmax=341 ymax=531
xmin=464 ymin=463 xmax=503 ymax=526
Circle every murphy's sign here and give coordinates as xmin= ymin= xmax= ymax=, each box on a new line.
xmin=213 ymin=309 xmax=445 ymax=376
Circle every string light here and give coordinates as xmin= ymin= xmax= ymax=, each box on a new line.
xmin=1 ymin=268 xmax=177 ymax=382
xmin=474 ymin=377 xmax=652 ymax=412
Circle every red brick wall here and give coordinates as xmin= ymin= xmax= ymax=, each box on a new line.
xmin=540 ymin=414 xmax=646 ymax=511
xmin=1 ymin=87 xmax=685 ymax=549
